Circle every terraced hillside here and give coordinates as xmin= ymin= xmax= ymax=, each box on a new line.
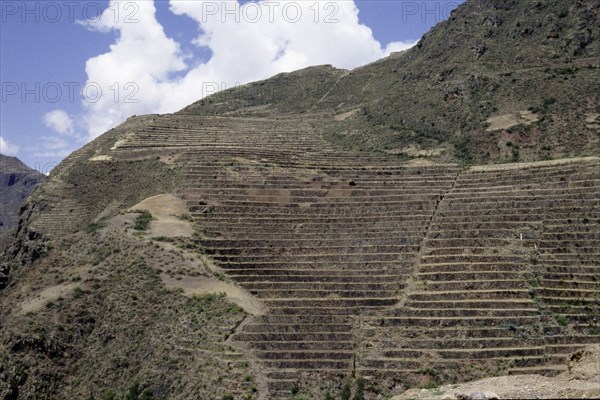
xmin=361 ymin=159 xmax=600 ymax=390
xmin=1 ymin=0 xmax=600 ymax=398
xmin=187 ymin=0 xmax=600 ymax=164
xmin=3 ymin=110 xmax=596 ymax=399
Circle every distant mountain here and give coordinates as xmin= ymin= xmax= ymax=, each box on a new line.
xmin=0 ymin=154 xmax=46 ymax=232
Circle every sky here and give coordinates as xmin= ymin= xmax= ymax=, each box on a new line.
xmin=0 ymin=0 xmax=464 ymax=171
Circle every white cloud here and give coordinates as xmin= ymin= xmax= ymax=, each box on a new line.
xmin=81 ymin=0 xmax=416 ymax=140
xmin=0 ymin=136 xmax=20 ymax=156
xmin=43 ymin=110 xmax=76 ymax=136
xmin=31 ymin=136 xmax=77 ymax=158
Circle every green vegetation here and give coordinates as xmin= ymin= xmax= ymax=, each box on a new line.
xmin=341 ymin=378 xmax=352 ymax=400
xmin=133 ymin=210 xmax=153 ymax=231
xmin=511 ymin=145 xmax=521 ymax=163
xmin=86 ymin=217 xmax=108 ymax=234
xmin=555 ymin=314 xmax=568 ymax=326
xmin=151 ymin=236 xmax=173 ymax=242
xmin=353 ymin=377 xmax=365 ymax=400
xmin=526 ymin=276 xmax=540 ymax=287
xmin=454 ymin=138 xmax=474 ymax=164
xmin=178 ymin=213 xmax=192 ymax=221
xmin=73 ymin=287 xmax=85 ymax=298
xmin=96 ymin=382 xmax=153 ymax=400
xmin=423 ymin=381 xmax=439 ymax=389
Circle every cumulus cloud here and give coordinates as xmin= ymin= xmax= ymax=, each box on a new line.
xmin=0 ymin=136 xmax=20 ymax=156
xmin=39 ymin=110 xmax=85 ymax=158
xmin=43 ymin=110 xmax=76 ymax=136
xmin=81 ymin=0 xmax=416 ymax=140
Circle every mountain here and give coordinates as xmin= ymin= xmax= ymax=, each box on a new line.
xmin=186 ymin=0 xmax=600 ymax=163
xmin=1 ymin=1 xmax=599 ymax=399
xmin=0 ymin=155 xmax=45 ymax=232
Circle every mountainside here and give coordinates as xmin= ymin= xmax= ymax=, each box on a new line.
xmin=0 ymin=155 xmax=46 ymax=233
xmin=0 ymin=155 xmax=46 ymax=252
xmin=1 ymin=1 xmax=599 ymax=400
xmin=186 ymin=0 xmax=600 ymax=164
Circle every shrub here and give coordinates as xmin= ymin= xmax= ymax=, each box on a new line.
xmin=423 ymin=380 xmax=439 ymax=389
xmin=73 ymin=287 xmax=84 ymax=298
xmin=511 ymin=145 xmax=520 ymax=163
xmin=178 ymin=213 xmax=192 ymax=221
xmin=555 ymin=314 xmax=568 ymax=326
xmin=86 ymin=218 xmax=107 ymax=234
xmin=138 ymin=389 xmax=154 ymax=400
xmin=133 ymin=210 xmax=153 ymax=231
xmin=102 ymin=390 xmax=117 ymax=400
xmin=124 ymin=382 xmax=141 ymax=400
xmin=353 ymin=377 xmax=365 ymax=400
xmin=454 ymin=138 xmax=474 ymax=164
xmin=341 ymin=378 xmax=352 ymax=400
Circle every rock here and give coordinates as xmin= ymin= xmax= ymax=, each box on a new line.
xmin=567 ymin=346 xmax=600 ymax=382
xmin=456 ymin=391 xmax=498 ymax=400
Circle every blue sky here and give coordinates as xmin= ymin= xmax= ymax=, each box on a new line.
xmin=0 ymin=0 xmax=464 ymax=171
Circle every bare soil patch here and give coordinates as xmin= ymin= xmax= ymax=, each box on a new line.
xmin=334 ymin=109 xmax=360 ymax=121
xmin=19 ymin=283 xmax=80 ymax=314
xmin=486 ymin=111 xmax=539 ymax=132
xmin=129 ymin=194 xmax=193 ymax=238
xmin=162 ymin=275 xmax=265 ymax=316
